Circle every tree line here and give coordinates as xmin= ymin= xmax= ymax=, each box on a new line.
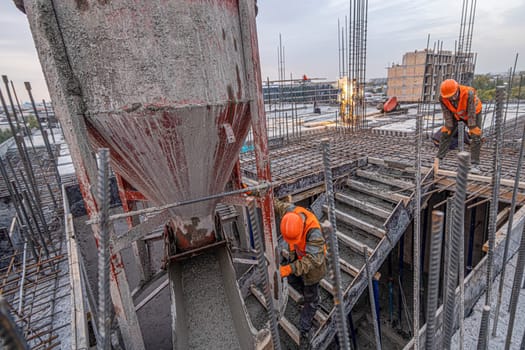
xmin=472 ymin=72 xmax=524 ymax=102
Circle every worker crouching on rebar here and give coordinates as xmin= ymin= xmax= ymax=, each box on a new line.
xmin=435 ymin=78 xmax=483 ymax=174
xmin=275 ymin=199 xmax=326 ymax=349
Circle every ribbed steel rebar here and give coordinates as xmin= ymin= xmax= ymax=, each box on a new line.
xmin=424 ymin=211 xmax=444 ymax=350
xmin=413 ymin=112 xmax=422 ymax=349
xmin=249 ymin=200 xmax=281 ymax=350
xmin=478 ymin=86 xmax=505 ymax=348
xmin=97 ymin=149 xmax=111 ymax=350
xmin=493 ymin=113 xmax=525 ymax=336
xmin=442 ymin=198 xmax=454 ymax=327
xmin=25 ymin=82 xmax=61 ymax=186
xmin=321 ymin=140 xmax=350 ymax=350
xmin=458 ymin=153 xmax=469 ymax=350
xmin=443 ymin=151 xmax=470 ymax=350
xmin=504 ymin=197 xmax=525 ymax=348
xmin=17 ymin=242 xmax=28 ymax=315
xmin=477 ymin=305 xmax=491 ymax=350
xmin=459 ymin=121 xmax=465 ymax=152
xmin=0 ymin=296 xmax=29 ymax=350
xmin=486 ymin=87 xmax=505 ymax=301
xmin=364 ymin=245 xmax=381 ymax=350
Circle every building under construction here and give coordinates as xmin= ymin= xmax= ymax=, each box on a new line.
xmin=387 ymin=49 xmax=476 ymax=103
xmin=1 ymin=0 xmax=525 ymax=350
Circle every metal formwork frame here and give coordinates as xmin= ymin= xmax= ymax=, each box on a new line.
xmin=115 ymin=173 xmax=152 ymax=285
xmin=239 ymin=0 xmax=284 ymax=312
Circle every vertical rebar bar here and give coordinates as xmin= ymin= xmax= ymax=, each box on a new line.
xmin=424 ymin=211 xmax=444 ymax=350
xmin=42 ymin=100 xmax=57 ymax=145
xmin=21 ymin=191 xmax=50 ymax=258
xmin=458 ymin=121 xmax=465 ymax=152
xmin=97 ymin=148 xmax=111 ymax=350
xmin=17 ymin=242 xmax=28 ymax=316
xmin=10 ymin=80 xmax=34 ymax=150
xmin=478 ymin=86 xmax=505 ymax=347
xmin=413 ymin=112 xmax=423 ymax=349
xmin=321 ymin=139 xmax=350 ymax=350
xmin=492 ymin=116 xmax=525 ymax=336
xmin=364 ymin=245 xmax=381 ymax=350
xmin=25 ymin=82 xmax=61 ymax=186
xmin=485 ymin=86 xmax=505 ymax=304
xmin=0 ymin=87 xmax=40 ymax=204
xmin=443 ymin=151 xmax=470 ymax=350
xmin=477 ymin=305 xmax=491 ymax=350
xmin=505 ymin=214 xmax=525 ymax=349
xmin=503 ymin=54 xmax=519 ymax=129
xmin=249 ymin=199 xmax=281 ymax=350
xmin=442 ymin=198 xmax=453 ymax=326
xmin=514 ymin=74 xmax=523 ymax=129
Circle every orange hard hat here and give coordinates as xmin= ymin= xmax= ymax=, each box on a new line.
xmin=280 ymin=212 xmax=304 ymax=244
xmin=440 ymin=79 xmax=459 ymax=98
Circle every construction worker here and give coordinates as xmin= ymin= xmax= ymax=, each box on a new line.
xmin=275 ymin=199 xmax=326 ymax=349
xmin=435 ymin=78 xmax=483 ymax=174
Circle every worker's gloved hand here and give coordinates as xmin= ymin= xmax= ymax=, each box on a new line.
xmin=280 ymin=248 xmax=290 ymax=262
xmin=469 ymin=126 xmax=482 ymax=136
xmin=441 ymin=126 xmax=451 ymax=135
xmin=280 ymin=264 xmax=292 ymax=278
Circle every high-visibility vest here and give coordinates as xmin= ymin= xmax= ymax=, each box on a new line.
xmin=291 ymin=206 xmax=323 ymax=259
xmin=441 ymin=85 xmax=482 ymax=121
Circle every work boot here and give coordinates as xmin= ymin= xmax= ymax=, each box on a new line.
xmin=470 ymin=164 xmax=481 ymax=174
xmin=299 ymin=332 xmax=310 ymax=350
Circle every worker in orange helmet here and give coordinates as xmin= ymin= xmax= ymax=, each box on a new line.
xmin=275 ymin=200 xmax=326 ymax=349
xmin=435 ymin=78 xmax=483 ymax=174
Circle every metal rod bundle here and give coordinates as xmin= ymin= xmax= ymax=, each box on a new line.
xmin=336 ymin=0 xmax=368 ymax=129
xmin=321 ymin=140 xmax=350 ymax=350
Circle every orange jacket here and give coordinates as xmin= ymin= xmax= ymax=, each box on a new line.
xmin=290 ymin=206 xmax=321 ymax=256
xmin=441 ymin=85 xmax=482 ymax=121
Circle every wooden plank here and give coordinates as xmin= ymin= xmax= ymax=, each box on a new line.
xmin=66 ymin=213 xmax=89 ymax=350
xmin=345 ymin=179 xmax=410 ymax=204
xmin=335 ymin=192 xmax=391 ymax=219
xmin=279 ymin=317 xmax=301 ymax=345
xmin=324 ymin=206 xmax=385 ymax=239
xmin=356 ymin=169 xmax=414 ymax=190
xmin=320 ymin=279 xmax=335 ymax=295
xmin=336 ymin=231 xmax=373 ymax=255
xmin=437 ymin=177 xmax=525 ymax=204
xmin=437 ymin=168 xmax=525 ymax=190
xmin=338 ymin=257 xmax=360 ymax=277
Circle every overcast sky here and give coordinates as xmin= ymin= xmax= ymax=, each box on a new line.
xmin=1 ymin=0 xmax=524 ymax=101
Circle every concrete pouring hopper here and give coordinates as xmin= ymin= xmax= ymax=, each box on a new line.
xmin=16 ymin=0 xmax=280 ymax=349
